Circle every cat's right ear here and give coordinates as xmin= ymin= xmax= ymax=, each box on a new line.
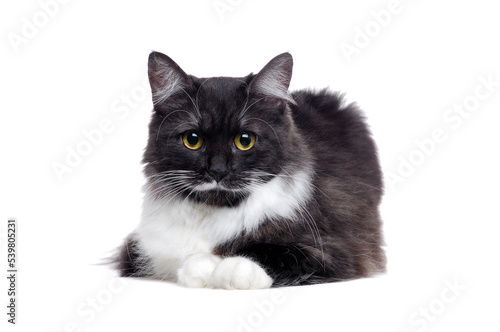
xmin=248 ymin=52 xmax=296 ymax=105
xmin=148 ymin=51 xmax=192 ymax=106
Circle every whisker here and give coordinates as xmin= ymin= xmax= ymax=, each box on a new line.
xmin=238 ymin=97 xmax=265 ymax=120
xmin=195 ymin=78 xmax=210 ymax=113
xmin=155 ymin=110 xmax=198 ymax=141
xmin=179 ymin=87 xmax=202 ymax=120
xmin=243 ymin=117 xmax=282 ymax=148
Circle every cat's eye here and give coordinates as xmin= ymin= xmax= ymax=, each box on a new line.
xmin=234 ymin=132 xmax=256 ymax=151
xmin=182 ymin=131 xmax=204 ymax=150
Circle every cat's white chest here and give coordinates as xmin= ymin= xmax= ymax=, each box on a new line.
xmin=137 ymin=196 xmax=258 ymax=279
xmin=137 ymin=199 xmax=227 ymax=278
xmin=135 ymin=170 xmax=312 ymax=280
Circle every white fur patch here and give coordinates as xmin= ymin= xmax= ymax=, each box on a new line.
xmin=135 ymin=170 xmax=313 ymax=285
xmin=177 ymin=253 xmax=222 ymax=288
xmin=193 ymin=181 xmax=218 ymax=191
xmin=209 ymin=256 xmax=273 ymax=289
xmin=177 ymin=254 xmax=272 ymax=289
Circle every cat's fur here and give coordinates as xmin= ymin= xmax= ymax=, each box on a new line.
xmin=113 ymin=51 xmax=386 ymax=289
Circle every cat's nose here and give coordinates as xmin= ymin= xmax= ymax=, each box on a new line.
xmin=208 ymin=157 xmax=229 ymax=183
xmin=208 ymin=167 xmax=228 ymax=183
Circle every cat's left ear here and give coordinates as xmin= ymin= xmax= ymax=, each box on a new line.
xmin=249 ymin=52 xmax=296 ymax=105
xmin=148 ymin=51 xmax=193 ymax=106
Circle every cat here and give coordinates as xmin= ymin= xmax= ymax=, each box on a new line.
xmin=112 ymin=51 xmax=386 ymax=289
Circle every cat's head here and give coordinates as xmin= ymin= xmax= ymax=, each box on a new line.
xmin=143 ymin=51 xmax=306 ymax=207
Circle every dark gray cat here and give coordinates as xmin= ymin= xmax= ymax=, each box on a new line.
xmin=113 ymin=51 xmax=386 ymax=289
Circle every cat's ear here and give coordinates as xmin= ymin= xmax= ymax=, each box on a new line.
xmin=249 ymin=52 xmax=296 ymax=105
xmin=148 ymin=51 xmax=192 ymax=105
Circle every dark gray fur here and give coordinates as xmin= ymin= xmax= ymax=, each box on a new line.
xmin=114 ymin=52 xmax=386 ymax=286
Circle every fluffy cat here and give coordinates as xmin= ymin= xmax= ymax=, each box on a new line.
xmin=113 ymin=51 xmax=386 ymax=289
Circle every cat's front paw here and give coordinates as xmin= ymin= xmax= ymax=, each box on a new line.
xmin=177 ymin=254 xmax=222 ymax=288
xmin=209 ymin=256 xmax=273 ymax=290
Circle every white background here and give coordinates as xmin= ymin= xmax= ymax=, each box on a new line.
xmin=1 ymin=0 xmax=499 ymax=331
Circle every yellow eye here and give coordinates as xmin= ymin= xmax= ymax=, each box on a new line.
xmin=234 ymin=132 xmax=256 ymax=151
xmin=182 ymin=131 xmax=203 ymax=150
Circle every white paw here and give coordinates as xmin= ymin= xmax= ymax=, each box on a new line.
xmin=209 ymin=256 xmax=273 ymax=290
xmin=177 ymin=254 xmax=222 ymax=288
